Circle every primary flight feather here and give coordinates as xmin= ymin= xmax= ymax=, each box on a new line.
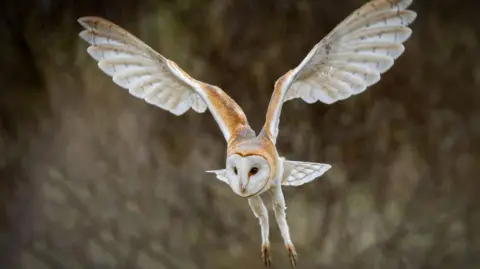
xmin=77 ymin=0 xmax=416 ymax=267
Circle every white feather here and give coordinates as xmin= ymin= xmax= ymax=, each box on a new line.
xmin=290 ymin=0 xmax=416 ymax=105
xmin=282 ymin=160 xmax=332 ymax=187
xmin=206 ymin=169 xmax=229 ymax=184
xmin=262 ymin=0 xmax=417 ymax=143
xmin=78 ymin=18 xmax=208 ymax=117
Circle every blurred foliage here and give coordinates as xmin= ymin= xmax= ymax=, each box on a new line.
xmin=1 ymin=0 xmax=480 ymax=268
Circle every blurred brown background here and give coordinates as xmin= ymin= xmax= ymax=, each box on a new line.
xmin=1 ymin=0 xmax=480 ymax=268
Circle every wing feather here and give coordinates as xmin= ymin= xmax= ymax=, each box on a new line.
xmin=261 ymin=0 xmax=416 ymax=143
xmin=78 ymin=16 xmax=251 ymax=141
xmin=282 ymin=160 xmax=331 ymax=187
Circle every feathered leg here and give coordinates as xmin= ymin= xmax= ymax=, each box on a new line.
xmin=248 ymin=196 xmax=271 ymax=267
xmin=271 ymin=183 xmax=297 ymax=267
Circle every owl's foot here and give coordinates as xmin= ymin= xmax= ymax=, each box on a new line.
xmin=262 ymin=242 xmax=272 ymax=267
xmin=286 ymin=243 xmax=297 ymax=267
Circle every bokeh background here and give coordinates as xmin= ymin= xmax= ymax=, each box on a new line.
xmin=1 ymin=0 xmax=480 ymax=268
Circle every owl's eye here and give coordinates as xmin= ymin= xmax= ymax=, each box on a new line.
xmin=249 ymin=167 xmax=259 ymax=175
xmin=233 ymin=167 xmax=238 ymax=175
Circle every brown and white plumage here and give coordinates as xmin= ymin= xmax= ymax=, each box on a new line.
xmin=78 ymin=17 xmax=250 ymax=142
xmin=77 ymin=0 xmax=416 ymax=267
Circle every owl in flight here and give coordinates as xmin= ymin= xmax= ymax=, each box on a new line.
xmin=77 ymin=0 xmax=416 ymax=267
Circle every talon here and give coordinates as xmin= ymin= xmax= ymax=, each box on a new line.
xmin=262 ymin=242 xmax=272 ymax=267
xmin=286 ymin=243 xmax=298 ymax=268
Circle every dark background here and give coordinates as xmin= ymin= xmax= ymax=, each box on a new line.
xmin=1 ymin=0 xmax=480 ymax=268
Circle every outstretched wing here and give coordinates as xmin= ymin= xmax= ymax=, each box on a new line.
xmin=205 ymin=169 xmax=229 ymax=184
xmin=78 ymin=16 xmax=250 ymax=142
xmin=261 ymin=0 xmax=416 ymax=143
xmin=281 ymin=160 xmax=331 ymax=187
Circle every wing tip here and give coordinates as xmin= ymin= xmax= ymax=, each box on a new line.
xmin=86 ymin=46 xmax=101 ymax=61
xmin=408 ymin=10 xmax=418 ymax=24
xmin=77 ymin=16 xmax=98 ymax=29
xmin=206 ymin=169 xmax=224 ymax=174
xmin=78 ymin=29 xmax=91 ymax=43
xmin=97 ymin=61 xmax=116 ymax=77
xmin=322 ymin=163 xmax=332 ymax=172
xmin=78 ymin=16 xmax=121 ymax=34
xmin=382 ymin=57 xmax=396 ymax=73
xmin=77 ymin=16 xmax=107 ymax=28
xmin=77 ymin=17 xmax=89 ymax=28
xmin=403 ymin=0 xmax=414 ymax=10
xmin=403 ymin=27 xmax=414 ymax=43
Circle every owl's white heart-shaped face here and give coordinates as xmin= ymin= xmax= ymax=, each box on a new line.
xmin=225 ymin=154 xmax=271 ymax=198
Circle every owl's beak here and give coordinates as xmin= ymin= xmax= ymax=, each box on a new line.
xmin=239 ymin=174 xmax=249 ymax=194
xmin=240 ymin=185 xmax=247 ymax=193
xmin=239 ymin=181 xmax=247 ymax=194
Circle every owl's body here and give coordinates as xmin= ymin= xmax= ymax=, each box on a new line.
xmin=77 ymin=0 xmax=416 ymax=267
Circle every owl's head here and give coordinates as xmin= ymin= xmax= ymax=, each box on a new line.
xmin=225 ymin=153 xmax=271 ymax=197
xmin=222 ymin=137 xmax=278 ymax=198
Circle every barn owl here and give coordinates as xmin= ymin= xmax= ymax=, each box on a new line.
xmin=77 ymin=0 xmax=416 ymax=267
